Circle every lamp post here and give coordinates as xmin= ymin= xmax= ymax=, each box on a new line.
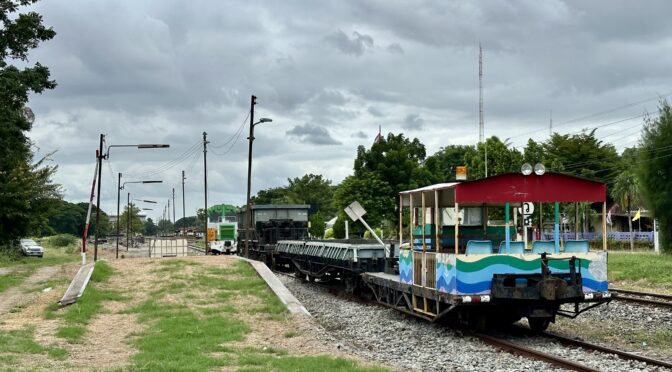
xmin=244 ymin=95 xmax=272 ymax=258
xmin=116 ymin=175 xmax=161 ymax=259
xmin=95 ymin=140 xmax=169 ymax=261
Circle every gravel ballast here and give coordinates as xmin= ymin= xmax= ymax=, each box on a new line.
xmin=280 ymin=275 xmax=672 ymax=371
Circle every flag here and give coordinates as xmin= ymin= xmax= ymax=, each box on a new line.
xmin=632 ymin=209 xmax=641 ymax=221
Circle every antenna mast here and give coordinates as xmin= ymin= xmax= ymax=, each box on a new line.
xmin=479 ymin=43 xmax=487 ymax=177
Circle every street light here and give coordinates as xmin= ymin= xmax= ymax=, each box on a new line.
xmin=93 ymin=137 xmax=169 ymax=262
xmin=115 ymin=172 xmax=162 ymax=259
xmin=244 ymin=96 xmax=273 ymax=258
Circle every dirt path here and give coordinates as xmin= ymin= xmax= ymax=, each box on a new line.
xmin=0 ymin=265 xmax=65 ymax=315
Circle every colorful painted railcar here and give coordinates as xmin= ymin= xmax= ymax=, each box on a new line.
xmin=362 ymin=172 xmax=612 ymax=330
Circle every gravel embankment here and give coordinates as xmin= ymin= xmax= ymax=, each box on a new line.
xmin=281 ymin=276 xmax=672 ymax=371
xmin=281 ymin=276 xmax=559 ymax=371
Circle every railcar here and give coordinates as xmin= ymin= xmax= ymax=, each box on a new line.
xmin=361 ymin=171 xmax=612 ymax=330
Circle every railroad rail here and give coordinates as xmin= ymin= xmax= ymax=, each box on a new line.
xmin=540 ymin=329 xmax=672 ymax=370
xmin=472 ymin=332 xmax=598 ymax=371
xmin=610 ymin=288 xmax=672 ymax=308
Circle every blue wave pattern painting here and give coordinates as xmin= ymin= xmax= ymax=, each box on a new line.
xmin=399 ymin=250 xmax=413 ymax=284
xmin=432 ymin=252 xmax=608 ymax=295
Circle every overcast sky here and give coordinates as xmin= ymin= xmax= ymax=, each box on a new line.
xmin=24 ymin=0 xmax=672 ymax=220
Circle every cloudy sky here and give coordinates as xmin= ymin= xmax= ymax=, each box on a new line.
xmin=23 ymin=0 xmax=672 ymax=220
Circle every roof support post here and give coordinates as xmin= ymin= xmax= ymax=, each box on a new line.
xmin=575 ymin=202 xmax=579 ymax=240
xmin=409 ymin=194 xmax=414 ymax=250
xmin=434 ymin=190 xmax=440 ymax=252
xmin=505 ymin=202 xmax=511 ymax=253
xmin=421 ymin=192 xmax=426 ymax=252
xmin=602 ymin=202 xmax=607 ymax=251
xmin=399 ymin=196 xmax=403 ymax=247
xmin=554 ymin=202 xmax=560 ymax=254
xmin=454 ymin=202 xmax=459 ymax=255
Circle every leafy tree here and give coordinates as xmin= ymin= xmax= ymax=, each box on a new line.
xmin=424 ymin=145 xmax=476 ymax=183
xmin=175 ymin=216 xmax=198 ymax=229
xmin=333 ymin=172 xmax=394 ymax=237
xmin=523 ymin=139 xmax=546 ymax=166
xmin=143 ymin=218 xmax=158 ymax=236
xmin=465 ymin=136 xmax=523 ymax=179
xmin=157 ymin=219 xmax=174 ymax=235
xmin=75 ymin=202 xmax=110 ymax=236
xmin=284 ymin=174 xmax=335 ymax=217
xmin=47 ymin=200 xmax=85 ymax=236
xmin=119 ymin=204 xmax=143 ymax=235
xmin=638 ymin=101 xmax=672 ymax=253
xmin=543 ymin=130 xmax=620 ymax=187
xmin=0 ymin=0 xmax=58 ymax=248
xmin=251 ymin=187 xmax=288 ymax=205
xmin=308 ymin=212 xmax=325 ymax=238
xmin=611 ymin=170 xmax=640 ymax=251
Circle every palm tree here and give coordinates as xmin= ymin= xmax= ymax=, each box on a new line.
xmin=611 ymin=171 xmax=641 ymax=251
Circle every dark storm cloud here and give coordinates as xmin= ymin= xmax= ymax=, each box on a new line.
xmin=324 ymin=30 xmax=374 ymax=56
xmin=286 ymin=123 xmax=342 ymax=145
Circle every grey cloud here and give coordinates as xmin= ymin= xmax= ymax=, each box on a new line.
xmin=403 ymin=114 xmax=424 ymax=130
xmin=286 ymin=123 xmax=342 ymax=145
xmin=368 ymin=106 xmax=383 ymax=117
xmin=351 ymin=131 xmax=367 ymax=139
xmin=386 ymin=43 xmax=404 ymax=54
xmin=325 ymin=29 xmax=374 ymax=56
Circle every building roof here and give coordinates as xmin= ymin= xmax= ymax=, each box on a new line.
xmin=400 ymin=172 xmax=606 ymax=207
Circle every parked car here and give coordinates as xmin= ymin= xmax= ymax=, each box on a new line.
xmin=20 ymin=239 xmax=44 ymax=258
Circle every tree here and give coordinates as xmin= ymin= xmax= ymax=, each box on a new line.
xmin=638 ymin=101 xmax=672 ymax=253
xmin=157 ymin=219 xmax=173 ymax=235
xmin=308 ymin=212 xmax=325 ymax=238
xmin=143 ymin=218 xmax=158 ymax=236
xmin=75 ymin=203 xmax=110 ymax=236
xmin=47 ymin=200 xmax=85 ymax=236
xmin=424 ymin=145 xmax=477 ymax=183
xmin=0 ymin=0 xmax=58 ymax=248
xmin=465 ymin=136 xmax=523 ymax=179
xmin=611 ymin=171 xmax=641 ymax=251
xmin=251 ymin=187 xmax=288 ymax=205
xmin=333 ymin=172 xmax=395 ymax=237
xmin=119 ymin=204 xmax=143 ymax=235
xmin=284 ymin=174 xmax=335 ymax=217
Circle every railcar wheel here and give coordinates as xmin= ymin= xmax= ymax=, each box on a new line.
xmin=528 ymin=317 xmax=551 ymax=332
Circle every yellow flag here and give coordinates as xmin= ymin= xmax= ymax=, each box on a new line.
xmin=632 ymin=210 xmax=641 ymax=221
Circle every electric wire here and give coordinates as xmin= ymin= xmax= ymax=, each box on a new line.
xmin=125 ymin=140 xmax=202 ymax=179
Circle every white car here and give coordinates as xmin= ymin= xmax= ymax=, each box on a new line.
xmin=20 ymin=239 xmax=44 ymax=257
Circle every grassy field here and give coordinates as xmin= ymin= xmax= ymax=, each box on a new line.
xmin=608 ymin=252 xmax=672 ymax=291
xmin=0 ymin=238 xmax=80 ymax=295
xmin=0 ymin=256 xmax=385 ymax=371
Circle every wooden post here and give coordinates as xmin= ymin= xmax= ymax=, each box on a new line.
xmin=409 ymin=194 xmax=414 ymax=249
xmin=505 ymin=202 xmax=510 ymax=253
xmin=539 ymin=202 xmax=543 ymax=240
xmin=575 ymin=202 xmax=579 ymax=240
xmin=399 ymin=195 xmax=403 ymax=247
xmin=454 ymin=202 xmax=459 ymax=254
xmin=422 ymin=192 xmax=426 ymax=252
xmin=435 ymin=189 xmax=440 ymax=252
xmin=602 ymin=202 xmax=607 ymax=251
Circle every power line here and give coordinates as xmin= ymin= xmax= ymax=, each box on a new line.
xmin=210 ymin=112 xmax=250 ymax=149
xmin=125 ymin=140 xmax=202 ymax=179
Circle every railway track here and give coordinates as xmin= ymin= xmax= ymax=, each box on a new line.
xmin=610 ymin=288 xmax=672 ymax=308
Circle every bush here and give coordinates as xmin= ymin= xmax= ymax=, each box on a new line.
xmin=48 ymin=234 xmax=78 ymax=248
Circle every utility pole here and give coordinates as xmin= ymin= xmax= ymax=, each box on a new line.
xmin=116 ymin=172 xmax=121 ymax=259
xmin=127 ymin=192 xmax=130 ymax=250
xmin=245 ymin=95 xmax=256 ymax=258
xmin=181 ymin=170 xmax=186 ymax=235
xmin=168 ymin=197 xmax=171 ymax=224
xmin=203 ymin=132 xmax=209 ymax=254
xmin=93 ymin=134 xmax=104 ymax=261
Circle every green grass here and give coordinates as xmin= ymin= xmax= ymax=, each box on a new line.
xmin=126 ymin=259 xmax=383 ymax=371
xmin=0 ymin=244 xmax=80 ymax=270
xmin=50 ymin=260 xmax=126 ymax=343
xmin=609 ymin=252 xmax=672 ymax=289
xmin=0 ymin=271 xmax=32 ymax=294
xmin=0 ymin=326 xmax=68 ymax=365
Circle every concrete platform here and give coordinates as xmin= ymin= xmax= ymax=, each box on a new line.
xmin=239 ymin=257 xmax=310 ymax=316
xmin=59 ymin=262 xmax=95 ymax=306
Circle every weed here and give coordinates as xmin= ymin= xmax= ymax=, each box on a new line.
xmin=0 ymin=327 xmax=68 ymax=363
xmin=283 ymin=330 xmax=300 ymax=338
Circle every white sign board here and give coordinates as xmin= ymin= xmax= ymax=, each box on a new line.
xmin=519 ymin=202 xmax=534 ymax=215
xmin=344 ymin=201 xmax=367 ymax=221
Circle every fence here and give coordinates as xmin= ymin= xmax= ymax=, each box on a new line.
xmin=540 ymin=231 xmax=654 ymax=242
xmin=148 ymin=238 xmax=188 ymax=257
